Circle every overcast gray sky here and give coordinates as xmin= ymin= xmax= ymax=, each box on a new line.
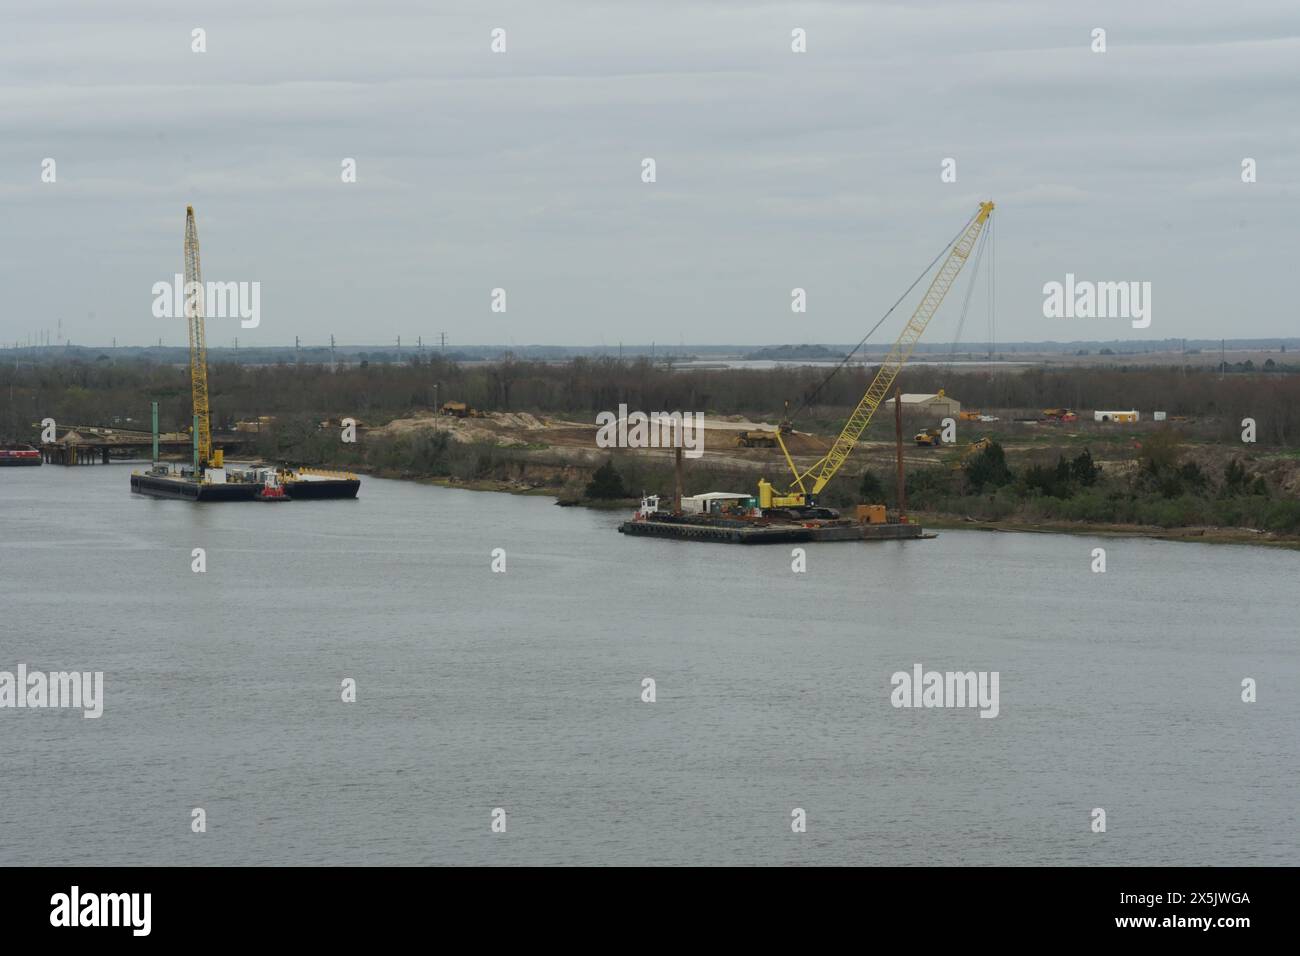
xmin=2 ymin=0 xmax=1297 ymax=348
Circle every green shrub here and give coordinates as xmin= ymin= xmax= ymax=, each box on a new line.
xmin=585 ymin=459 xmax=628 ymax=499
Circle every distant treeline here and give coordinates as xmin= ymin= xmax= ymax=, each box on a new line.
xmin=1 ymin=354 xmax=1297 ymax=445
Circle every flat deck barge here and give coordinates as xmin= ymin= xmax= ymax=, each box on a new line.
xmin=130 ymin=466 xmax=359 ymax=501
xmin=130 ymin=473 xmax=259 ymax=501
xmin=280 ymin=473 xmax=360 ymax=499
xmin=618 ymin=514 xmax=926 ymax=544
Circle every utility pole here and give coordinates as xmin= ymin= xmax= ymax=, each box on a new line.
xmin=894 ymin=386 xmax=906 ymax=522
xmin=674 ymin=446 xmax=684 ymax=515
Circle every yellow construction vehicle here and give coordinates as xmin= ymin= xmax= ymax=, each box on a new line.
xmin=439 ymin=403 xmax=486 ymax=418
xmin=757 ymin=201 xmax=994 ymax=509
xmin=948 ymin=436 xmax=993 ymax=470
xmin=915 ymin=428 xmax=943 ymax=447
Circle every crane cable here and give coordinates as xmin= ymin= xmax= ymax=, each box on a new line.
xmin=785 ymin=206 xmax=981 ymax=424
xmin=943 ymin=219 xmax=991 ymax=367
xmin=988 ymin=213 xmax=996 ymax=359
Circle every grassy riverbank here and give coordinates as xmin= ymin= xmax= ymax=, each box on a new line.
xmin=295 ymin=428 xmax=1300 ymax=547
xmin=916 ymin=514 xmax=1300 ymax=549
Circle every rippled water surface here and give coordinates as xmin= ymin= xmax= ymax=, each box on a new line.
xmin=1 ymin=464 xmax=1296 ymax=865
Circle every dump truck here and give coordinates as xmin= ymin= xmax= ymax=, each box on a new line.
xmin=440 ymin=401 xmax=473 ymax=418
xmin=736 ymin=430 xmax=779 ymax=448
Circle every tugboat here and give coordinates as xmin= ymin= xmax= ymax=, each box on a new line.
xmin=255 ymin=482 xmax=289 ymax=502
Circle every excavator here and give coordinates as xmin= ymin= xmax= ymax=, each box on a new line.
xmin=757 ymin=201 xmax=994 ymax=511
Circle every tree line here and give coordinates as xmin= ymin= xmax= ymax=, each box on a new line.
xmin=2 ymin=354 xmax=1297 ymax=446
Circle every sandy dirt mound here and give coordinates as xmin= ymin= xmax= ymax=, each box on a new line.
xmin=370 ymin=413 xmax=532 ymax=447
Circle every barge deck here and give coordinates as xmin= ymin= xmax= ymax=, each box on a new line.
xmin=618 ymin=515 xmax=927 ymax=544
xmin=130 ymin=466 xmax=359 ymax=501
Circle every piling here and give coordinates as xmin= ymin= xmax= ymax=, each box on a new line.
xmin=894 ymin=385 xmax=906 ymax=521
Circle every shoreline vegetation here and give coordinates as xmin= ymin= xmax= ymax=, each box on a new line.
xmin=4 ymin=355 xmax=1299 ymax=548
xmin=354 ymin=469 xmax=1300 ymax=549
xmin=294 ymin=414 xmax=1300 ymax=544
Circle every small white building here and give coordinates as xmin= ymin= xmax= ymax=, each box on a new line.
xmin=682 ymin=492 xmax=753 ymax=515
xmin=881 ymin=389 xmax=962 ymax=419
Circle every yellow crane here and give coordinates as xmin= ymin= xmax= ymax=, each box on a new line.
xmin=183 ymin=205 xmax=220 ymax=470
xmin=758 ymin=201 xmax=993 ymax=509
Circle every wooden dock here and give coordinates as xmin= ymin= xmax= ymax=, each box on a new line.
xmin=35 ymin=426 xmax=251 ymax=465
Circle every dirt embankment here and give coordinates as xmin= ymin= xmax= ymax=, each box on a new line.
xmin=368 ymin=410 xmax=831 ymax=467
xmin=365 ymin=410 xmax=1300 ymax=492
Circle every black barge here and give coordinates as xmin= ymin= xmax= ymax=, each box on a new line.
xmin=618 ymin=513 xmax=925 ymax=544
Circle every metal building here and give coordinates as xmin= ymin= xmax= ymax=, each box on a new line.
xmin=880 ymin=389 xmax=962 ymax=419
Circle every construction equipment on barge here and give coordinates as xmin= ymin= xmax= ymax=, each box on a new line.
xmin=618 ymin=202 xmax=994 ymax=543
xmin=130 ymin=206 xmax=359 ymax=502
xmin=759 ymin=201 xmax=994 ymax=510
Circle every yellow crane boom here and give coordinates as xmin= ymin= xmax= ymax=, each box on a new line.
xmin=183 ymin=205 xmax=214 ymax=469
xmin=759 ymin=201 xmax=993 ymax=508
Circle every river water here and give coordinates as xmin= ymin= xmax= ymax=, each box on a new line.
xmin=1 ymin=463 xmax=1296 ymax=866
